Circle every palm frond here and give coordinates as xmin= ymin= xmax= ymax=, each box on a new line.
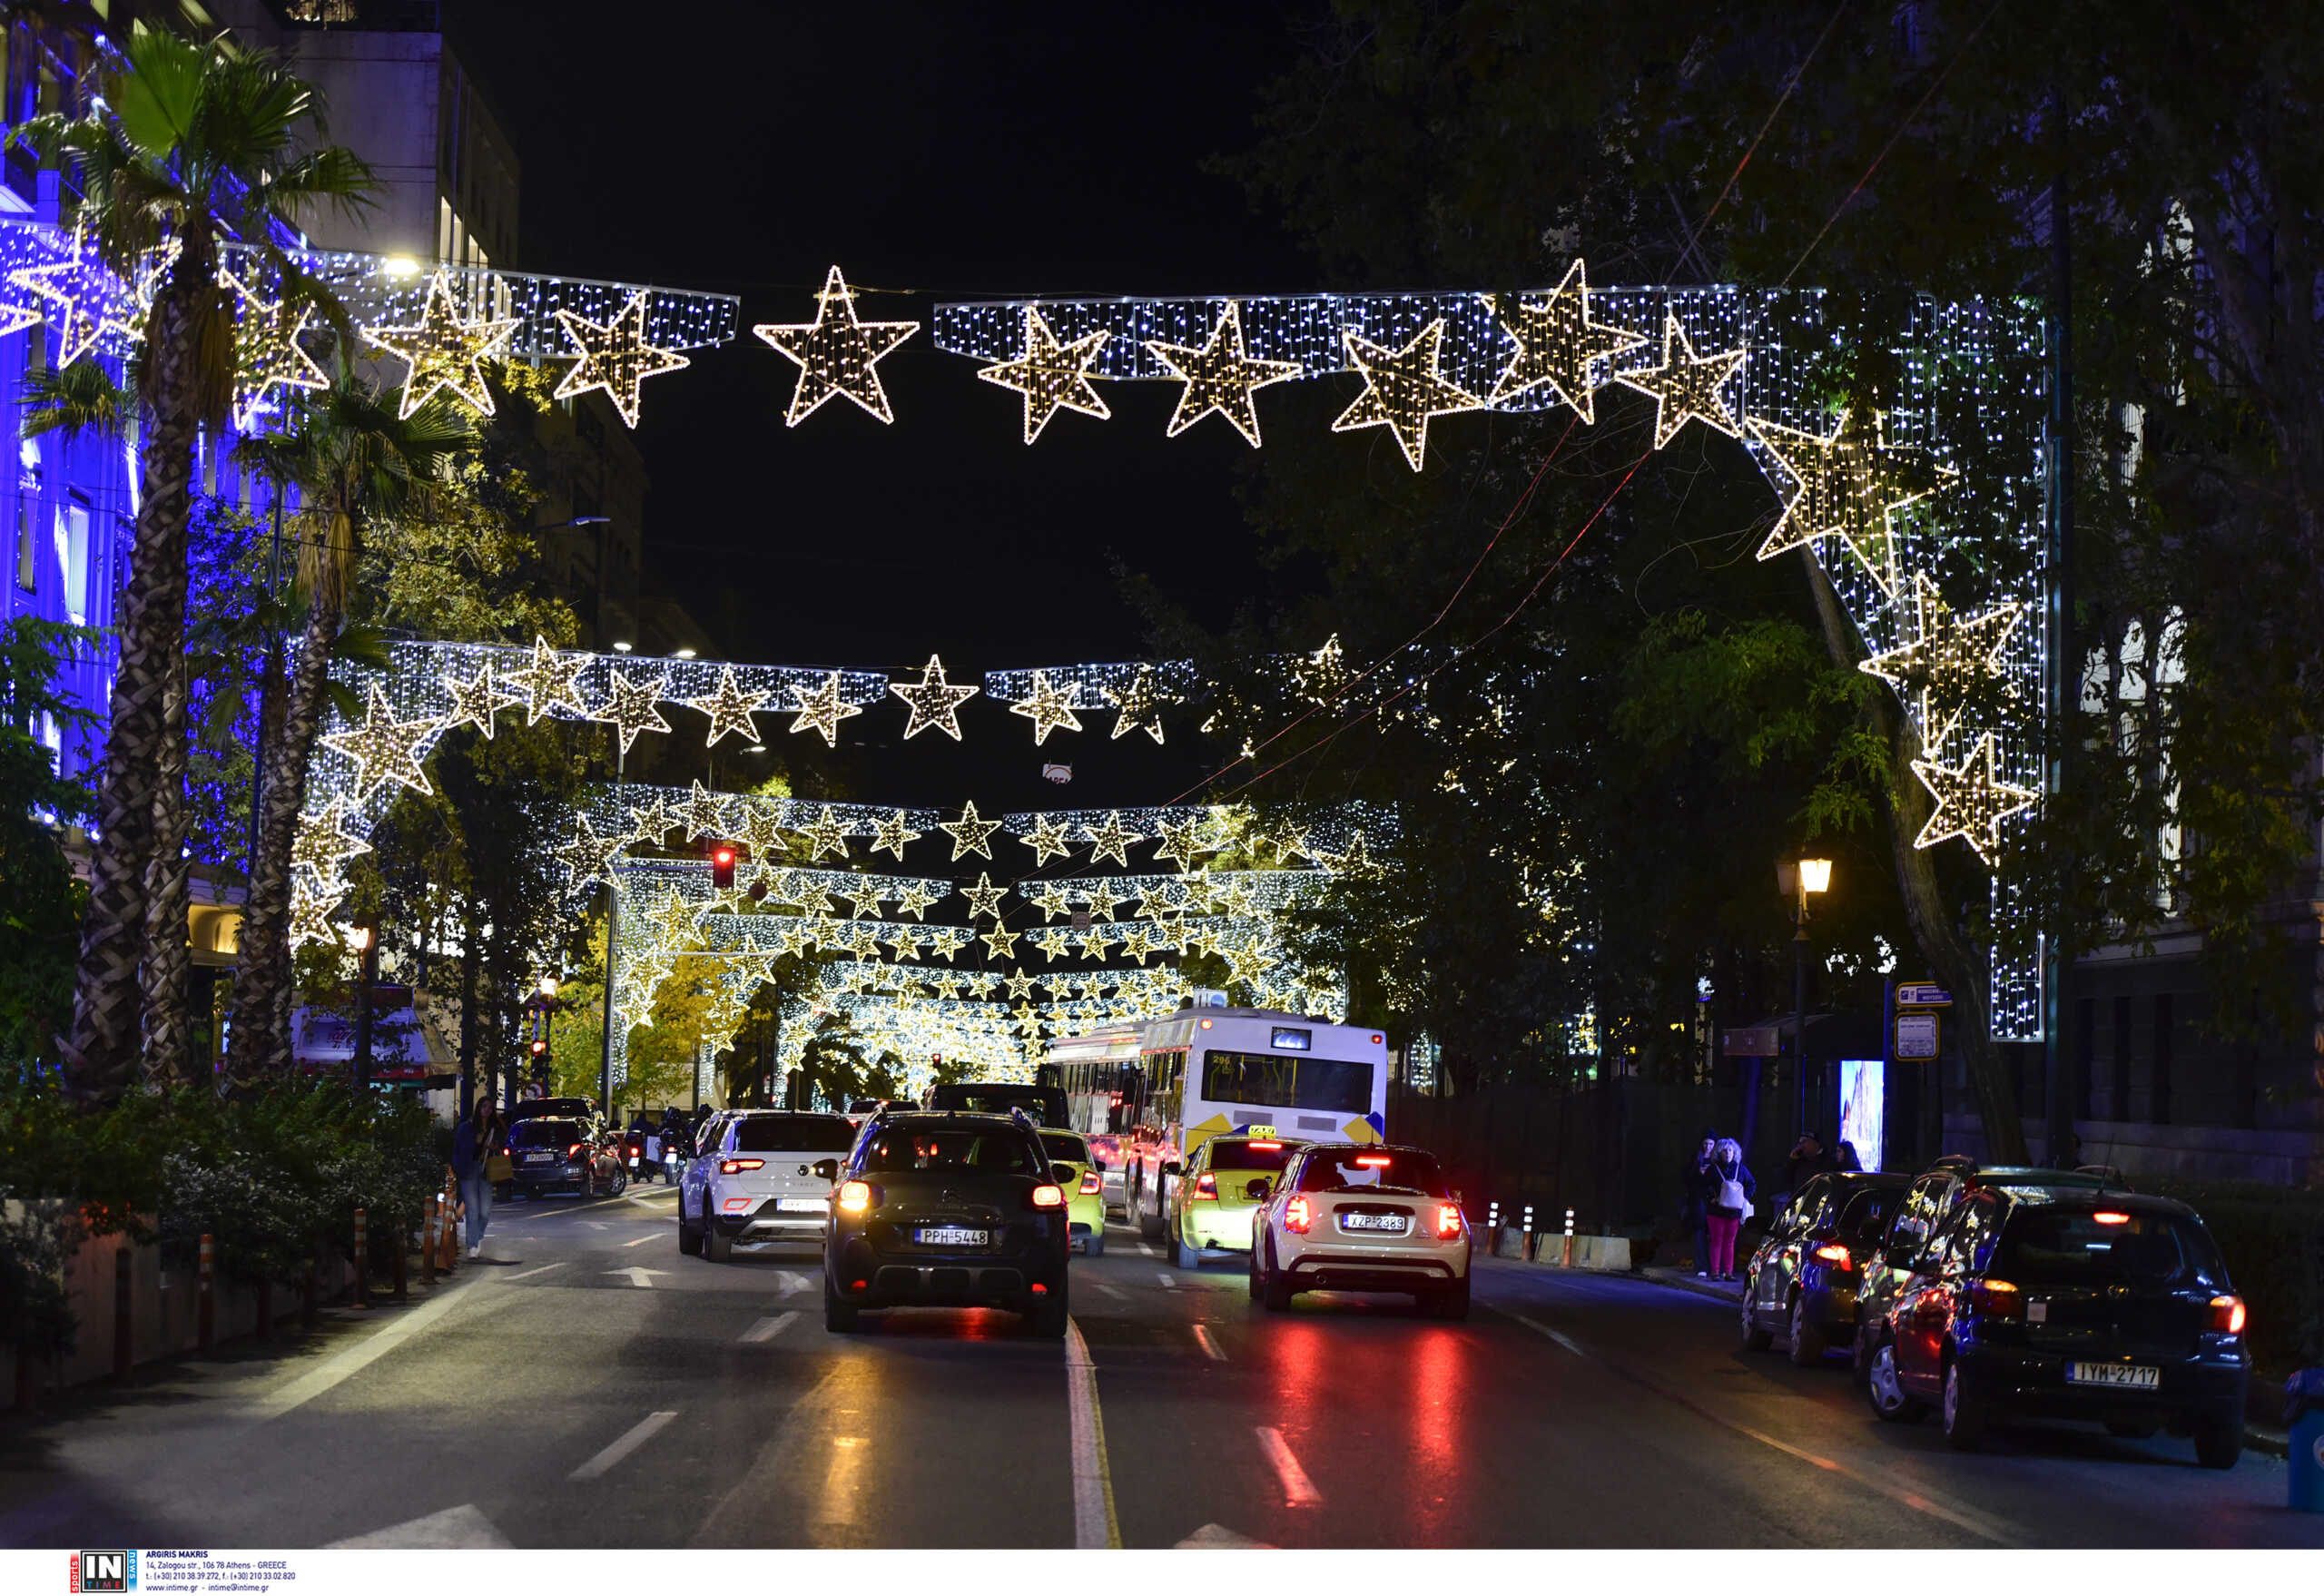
xmin=20 ymin=360 xmax=133 ymax=444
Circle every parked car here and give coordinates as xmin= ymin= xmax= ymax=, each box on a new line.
xmin=1860 ymin=1187 xmax=2249 ymax=1465
xmin=1740 ymin=1171 xmax=1911 ymax=1364
xmin=506 ymin=1117 xmax=625 ymax=1200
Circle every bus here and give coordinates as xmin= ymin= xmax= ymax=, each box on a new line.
xmin=1115 ymin=1007 xmax=1389 ymax=1242
xmin=1041 ymin=1022 xmax=1145 ymax=1211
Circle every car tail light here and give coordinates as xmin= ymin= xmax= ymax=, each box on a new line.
xmin=1354 ymin=1154 xmax=1392 ymax=1167
xmin=2210 ymin=1295 xmax=2247 ymax=1335
xmin=2092 ymin=1210 xmax=2132 ymax=1226
xmin=723 ymin=1197 xmax=751 ymax=1213
xmin=1969 ymin=1279 xmax=2024 ymax=1320
xmin=1030 ymin=1282 xmax=1049 ymax=1295
xmin=1247 ymin=1140 xmax=1280 ymax=1152
xmin=1812 ymin=1242 xmax=1852 ymax=1270
xmin=567 ymin=1142 xmax=584 ymax=1158
xmin=1436 ymin=1203 xmax=1463 ymax=1240
xmin=837 ymin=1180 xmax=872 ymax=1214
xmin=1030 ymin=1184 xmax=1065 ymax=1208
xmin=719 ymin=1158 xmax=764 ymax=1175
xmin=1078 ymin=1169 xmax=1101 ymax=1196
xmin=1193 ymin=1173 xmax=1217 ymax=1201
xmin=852 ymin=1278 xmax=868 ymax=1291
xmin=1285 ymin=1196 xmax=1314 ymax=1234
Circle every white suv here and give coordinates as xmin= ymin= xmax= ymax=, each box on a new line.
xmin=1249 ymin=1143 xmax=1471 ymax=1318
xmin=680 ymin=1110 xmax=857 ymax=1262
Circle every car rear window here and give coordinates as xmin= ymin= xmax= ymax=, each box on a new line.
xmin=510 ymin=1120 xmax=579 ymax=1148
xmin=732 ymin=1115 xmax=855 ymax=1152
xmin=1039 ymin=1131 xmax=1091 ymax=1162
xmin=1838 ymin=1187 xmax=1903 ymax=1234
xmin=1209 ymin=1139 xmax=1300 ymax=1172
xmin=1295 ymin=1147 xmax=1447 ymax=1197
xmin=859 ymin=1125 xmax=1040 ymax=1176
xmin=1995 ymin=1208 xmax=2230 ymax=1291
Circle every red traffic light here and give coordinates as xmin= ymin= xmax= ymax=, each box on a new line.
xmin=711 ymin=842 xmax=737 ymax=890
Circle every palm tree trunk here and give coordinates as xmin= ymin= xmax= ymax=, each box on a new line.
xmin=140 ymin=650 xmax=192 ymax=1089
xmin=64 ymin=281 xmax=202 ymax=1100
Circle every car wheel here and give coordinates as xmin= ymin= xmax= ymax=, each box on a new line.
xmin=1739 ymin=1280 xmax=1774 ymax=1351
xmin=1941 ymin=1358 xmax=1987 ymax=1451
xmin=1787 ymin=1293 xmax=1827 ymax=1365
xmin=678 ymin=1203 xmax=703 ymax=1256
xmin=1434 ymin=1275 xmax=1472 ymax=1321
xmin=1085 ymin=1228 xmax=1106 ymax=1258
xmin=1173 ymin=1224 xmax=1201 ymax=1273
xmin=610 ymin=1168 xmax=628 ymax=1197
xmin=823 ymin=1275 xmax=859 ymax=1333
xmin=1136 ymin=1178 xmax=1164 ymax=1242
xmin=1248 ymin=1240 xmax=1265 ymax=1297
xmin=1863 ymin=1335 xmax=1926 ymax=1423
xmin=704 ymin=1213 xmax=732 ymax=1263
xmin=1261 ymin=1236 xmax=1294 ymax=1312
xmin=1023 ymin=1291 xmax=1069 ymax=1339
xmin=2104 ymin=1417 xmax=2161 ymax=1440
xmin=2192 ymin=1414 xmax=2242 ymax=1470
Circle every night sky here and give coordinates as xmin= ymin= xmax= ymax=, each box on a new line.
xmin=450 ymin=1 xmax=1320 ymax=817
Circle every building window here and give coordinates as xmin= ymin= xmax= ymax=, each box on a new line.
xmin=15 ymin=440 xmax=37 ymax=594
xmin=53 ymin=490 xmax=88 ymax=625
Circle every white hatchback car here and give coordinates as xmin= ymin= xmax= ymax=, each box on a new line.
xmin=1249 ymin=1143 xmax=1471 ymax=1318
xmin=680 ymin=1110 xmax=856 ymax=1262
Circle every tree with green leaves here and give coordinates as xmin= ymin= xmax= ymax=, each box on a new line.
xmin=0 ymin=619 xmax=99 ymax=1068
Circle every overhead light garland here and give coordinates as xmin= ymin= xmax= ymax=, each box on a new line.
xmin=1858 ymin=575 xmax=2027 ymax=747
xmin=554 ymin=289 xmax=691 ymax=428
xmin=1104 ymin=665 xmax=1176 ymax=744
xmin=960 ymin=872 xmax=1009 ymax=921
xmin=783 ymin=670 xmax=862 ymax=746
xmin=1331 ymin=320 xmax=1483 ymax=471
xmin=1487 ymin=259 xmax=1647 ymax=424
xmin=1751 ymin=409 xmax=1954 ymax=595
xmin=793 ymin=805 xmax=853 ymax=862
xmin=978 ymin=307 xmax=1111 ymax=443
xmin=1081 ymin=810 xmax=1143 ymax=868
xmin=1146 ymin=300 xmax=1303 ymax=446
xmin=318 ymin=684 xmax=439 ymax=802
xmin=871 ymin=808 xmax=922 ymax=860
xmin=1009 ymin=669 xmax=1084 ymax=744
xmin=1615 ymin=312 xmax=1747 ymax=450
xmin=11 ymin=227 xmax=141 ymax=365
xmin=754 ymin=264 xmax=921 ymax=426
xmin=1019 ymin=812 xmax=1075 ymax=866
xmin=501 ymin=635 xmax=593 ymax=725
xmin=363 ymin=269 xmax=518 ymax=419
xmin=687 ymin=664 xmax=773 ymax=747
xmin=940 ymin=800 xmax=1003 ymax=861
xmin=224 ymin=269 xmax=330 ymax=427
xmin=438 ymin=660 xmax=523 ymax=740
xmin=891 ymin=653 xmax=978 ymax=740
xmin=591 ymin=665 xmax=674 ymax=754
xmin=1910 ymin=733 xmax=2039 ymax=865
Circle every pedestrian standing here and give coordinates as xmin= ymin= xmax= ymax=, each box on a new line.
xmin=1783 ymin=1130 xmax=1834 ymax=1207
xmin=1705 ymin=1138 xmax=1756 ymax=1282
xmin=1835 ymin=1139 xmax=1863 ymax=1172
xmin=1683 ymin=1133 xmax=1718 ymax=1278
xmin=452 ymin=1098 xmax=504 ymax=1260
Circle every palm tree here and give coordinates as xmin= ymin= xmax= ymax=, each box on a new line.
xmin=228 ymin=372 xmax=471 ymax=1084
xmin=14 ymin=24 xmax=371 ymax=1099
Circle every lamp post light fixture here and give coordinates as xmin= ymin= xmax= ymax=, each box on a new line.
xmin=349 ymin=924 xmax=379 ymax=1096
xmin=1777 ymin=857 xmax=1833 ymax=1149
xmin=538 ymin=973 xmax=560 ymax=1000
xmin=611 ymin=640 xmax=633 ymax=653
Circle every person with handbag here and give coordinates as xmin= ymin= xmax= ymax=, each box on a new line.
xmin=453 ymin=1098 xmax=507 ymax=1260
xmin=1704 ymin=1137 xmax=1757 ymax=1282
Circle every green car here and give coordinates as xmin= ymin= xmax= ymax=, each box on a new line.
xmin=1039 ymin=1129 xmax=1110 ymax=1256
xmin=1168 ymin=1131 xmax=1305 ymax=1270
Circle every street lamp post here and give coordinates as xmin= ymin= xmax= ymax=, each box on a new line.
xmin=1777 ymin=858 xmax=1833 ymax=1148
xmin=349 ymin=925 xmax=379 ymax=1095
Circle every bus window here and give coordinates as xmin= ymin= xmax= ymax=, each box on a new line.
xmin=1200 ymin=1051 xmax=1373 ymax=1115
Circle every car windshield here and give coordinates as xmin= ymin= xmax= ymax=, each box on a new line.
xmin=1994 ymin=1208 xmax=2230 ymax=1291
xmin=859 ymin=1126 xmax=1039 ymax=1176
xmin=1295 ymin=1148 xmax=1447 ymax=1197
xmin=732 ymin=1116 xmax=855 ymax=1152
xmin=1209 ymin=1139 xmax=1300 ymax=1172
xmin=509 ymin=1120 xmax=579 ymax=1148
xmin=1039 ymin=1131 xmax=1091 ymax=1163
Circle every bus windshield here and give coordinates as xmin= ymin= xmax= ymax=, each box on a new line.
xmin=1201 ymin=1051 xmax=1372 ymax=1114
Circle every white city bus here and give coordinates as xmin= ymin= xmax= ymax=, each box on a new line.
xmin=1115 ymin=1006 xmax=1389 ymax=1242
xmin=1040 ymin=1021 xmax=1145 ymax=1210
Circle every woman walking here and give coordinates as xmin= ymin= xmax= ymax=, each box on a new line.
xmin=452 ymin=1098 xmax=504 ymax=1260
xmin=1704 ymin=1137 xmax=1756 ymax=1283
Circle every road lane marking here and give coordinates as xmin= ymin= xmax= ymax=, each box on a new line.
xmin=1064 ymin=1317 xmax=1123 ymax=1550
xmin=604 ymin=1266 xmax=665 ymax=1287
xmin=257 ymin=1280 xmax=480 ymax=1418
xmin=775 ymin=1270 xmax=812 ymax=1293
xmin=741 ymin=1313 xmax=796 ymax=1344
xmin=570 ymin=1411 xmax=677 ymax=1480
xmin=1093 ymin=1282 xmax=1128 ymax=1301
xmin=1191 ymin=1325 xmax=1226 ymax=1362
xmin=1254 ymin=1426 xmax=1322 ymax=1506
xmin=328 ymin=1503 xmax=510 ymax=1549
xmin=621 ymin=1234 xmax=656 ymax=1247
xmin=1156 ymin=1271 xmax=1175 ymax=1287
xmin=1496 ymin=1309 xmax=2021 ymax=1545
xmin=504 ymin=1263 xmax=566 ymax=1281
xmin=1177 ymin=1523 xmax=1275 ymax=1549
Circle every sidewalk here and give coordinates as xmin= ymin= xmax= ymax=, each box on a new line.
xmin=1637 ymin=1266 xmax=1745 ymax=1302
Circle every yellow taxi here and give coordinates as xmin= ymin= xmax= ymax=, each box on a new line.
xmin=1167 ymin=1130 xmax=1305 ymax=1270
xmin=1039 ymin=1128 xmax=1110 ymax=1257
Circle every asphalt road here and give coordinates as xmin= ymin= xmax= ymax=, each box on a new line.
xmin=2 ymin=1186 xmax=2317 ymax=1550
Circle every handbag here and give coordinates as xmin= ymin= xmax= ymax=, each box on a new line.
xmin=486 ymin=1149 xmax=514 ymax=1183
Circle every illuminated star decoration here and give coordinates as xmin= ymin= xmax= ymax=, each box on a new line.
xmin=224 ymin=271 xmax=329 ymax=427
xmin=500 ymin=635 xmax=591 ymax=725
xmin=362 ymin=270 xmax=518 ymax=419
xmin=683 ymin=665 xmax=771 ymax=747
xmin=1331 ymin=320 xmax=1483 ymax=472
xmin=1005 ymin=969 xmax=1040 ymax=1000
xmin=754 ymin=264 xmax=921 ymax=427
xmin=794 ymin=806 xmax=852 ymax=861
xmin=10 ymin=228 xmax=142 ymax=365
xmin=290 ymin=800 xmax=371 ymax=883
xmin=1082 ymin=811 xmax=1141 ymax=868
xmin=960 ymin=873 xmax=1009 ymax=921
xmin=890 ymin=653 xmax=978 ymax=741
xmin=1019 ymin=812 xmax=1074 ymax=866
xmin=1751 ymin=409 xmax=1955 ymax=596
xmin=554 ymin=290 xmax=690 ymax=429
xmin=783 ymin=671 xmax=862 ymax=747
xmin=891 ymin=879 xmax=943 ymax=920
xmin=1146 ymin=300 xmax=1303 ymax=447
xmin=1152 ymin=813 xmax=1214 ymax=870
xmin=1487 ymin=259 xmax=1649 ymax=425
xmin=735 ymin=803 xmax=787 ymax=857
xmin=1104 ymin=665 xmax=1176 ymax=744
xmin=590 ymin=666 xmax=674 ymax=754
xmin=1615 ymin=313 xmax=1747 ymax=450
xmin=319 ymin=684 xmax=440 ymax=802
xmin=553 ymin=813 xmax=622 ymax=891
xmin=871 ymin=809 xmax=922 ymax=860
xmin=980 ymin=924 xmax=1021 ymax=960
xmin=676 ymin=780 xmax=729 ymax=841
xmin=1032 ymin=926 xmax=1076 ymax=963
xmin=940 ymin=800 xmax=1003 ymax=862
xmin=1009 ymin=670 xmax=1083 ymax=745
xmin=977 ymin=306 xmax=1110 ymax=444
xmin=1117 ymin=926 xmax=1159 ymax=966
xmin=1910 ymin=734 xmax=2039 ymax=865
xmin=1859 ymin=574 xmax=2027 ymax=746
xmin=438 ymin=659 xmax=523 ymax=740
xmin=287 ymin=877 xmax=342 ymax=949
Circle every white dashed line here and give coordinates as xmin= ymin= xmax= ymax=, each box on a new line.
xmin=1093 ymin=1282 xmax=1128 ymax=1301
xmin=621 ymin=1234 xmax=655 ymax=1247
xmin=740 ymin=1313 xmax=796 ymax=1344
xmin=569 ymin=1411 xmax=677 ymax=1481
xmin=1156 ymin=1271 xmax=1176 ymax=1288
xmin=504 ymin=1263 xmax=566 ymax=1282
xmin=1191 ymin=1324 xmax=1226 ymax=1362
xmin=1254 ymin=1426 xmax=1322 ymax=1506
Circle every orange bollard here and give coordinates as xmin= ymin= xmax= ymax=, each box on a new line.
xmin=196 ymin=1233 xmax=215 ymax=1352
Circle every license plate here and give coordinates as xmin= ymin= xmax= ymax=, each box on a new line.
xmin=2067 ymin=1361 xmax=2161 ymax=1389
xmin=524 ymin=1151 xmax=554 ymax=1163
xmin=775 ymin=1197 xmax=829 ymax=1214
xmin=913 ymin=1226 xmax=989 ymax=1247
xmin=1339 ymin=1213 xmax=1408 ymax=1233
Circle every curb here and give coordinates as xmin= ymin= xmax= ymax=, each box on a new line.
xmin=1633 ymin=1268 xmax=1745 ymax=1305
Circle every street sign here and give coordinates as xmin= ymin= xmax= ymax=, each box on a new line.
xmin=1895 ymin=1011 xmax=1940 ymax=1059
xmin=1723 ymin=1025 xmax=1780 ymax=1057
xmin=1895 ymin=982 xmax=1953 ymax=1008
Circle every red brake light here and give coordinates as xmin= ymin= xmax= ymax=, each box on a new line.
xmin=567 ymin=1142 xmax=583 ymax=1158
xmin=2092 ymin=1211 xmax=2132 ymax=1226
xmin=1246 ymin=1140 xmax=1280 ymax=1151
xmin=1078 ymin=1169 xmax=1101 ymax=1195
xmin=1436 ymin=1203 xmax=1463 ymax=1240
xmin=1031 ymin=1184 xmax=1065 ymax=1209
xmin=1969 ymin=1279 xmax=2024 ymax=1320
xmin=837 ymin=1180 xmax=872 ymax=1214
xmin=1030 ymin=1282 xmax=1048 ymax=1294
xmin=2210 ymin=1295 xmax=2247 ymax=1335
xmin=1194 ymin=1173 xmax=1217 ymax=1201
xmin=1285 ymin=1196 xmax=1314 ymax=1234
xmin=1354 ymin=1154 xmax=1392 ymax=1167
xmin=719 ymin=1158 xmax=764 ymax=1175
xmin=1812 ymin=1242 xmax=1852 ymax=1270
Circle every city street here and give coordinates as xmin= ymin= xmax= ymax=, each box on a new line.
xmin=1 ymin=1190 xmax=2312 ymax=1552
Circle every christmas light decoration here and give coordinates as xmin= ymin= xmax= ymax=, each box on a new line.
xmin=1024 ymin=882 xmax=1074 ymax=921
xmin=839 ymin=883 xmax=885 ymax=920
xmin=737 ymin=804 xmax=791 ymax=858
xmin=871 ymin=808 xmax=922 ymax=860
xmin=1487 ymin=259 xmax=1648 ymax=424
xmin=980 ymin=924 xmax=1021 ymax=960
xmin=1019 ymin=812 xmax=1075 ymax=867
xmin=960 ymin=872 xmax=1009 ymax=922
xmin=554 ymin=290 xmax=691 ymax=429
xmin=754 ymin=264 xmax=920 ymax=427
xmin=1293 ymin=635 xmax=1351 ymax=704
xmin=1117 ymin=925 xmax=1159 ymax=965
xmin=675 ymin=781 xmax=731 ymax=842
xmin=793 ymin=805 xmax=852 ymax=862
xmin=290 ymin=799 xmax=370 ymax=883
xmin=1858 ymin=575 xmax=2028 ymax=747
xmin=1104 ymin=665 xmax=1175 ymax=744
xmin=554 ymin=813 xmax=623 ymax=892
xmin=1009 ymin=670 xmax=1084 ymax=744
xmin=1330 ymin=320 xmax=1483 ymax=471
xmin=10 ymin=228 xmax=141 ymax=365
xmin=1146 ymin=300 xmax=1303 ymax=446
xmin=224 ymin=270 xmax=329 ymax=427
xmin=686 ymin=664 xmax=773 ymax=747
xmin=978 ymin=307 xmax=1111 ymax=443
xmin=1615 ymin=313 xmax=1748 ymax=450
xmin=362 ymin=269 xmax=519 ymax=419
xmin=501 ymin=635 xmax=592 ymax=725
xmin=438 ymin=660 xmax=523 ymax=740
xmin=1911 ymin=733 xmax=2039 ymax=865
xmin=1752 ymin=409 xmax=1954 ymax=595
xmin=1081 ymin=810 xmax=1142 ymax=868
xmin=319 ymin=684 xmax=439 ymax=802
xmin=783 ymin=671 xmax=862 ymax=747
xmin=891 ymin=879 xmax=945 ymax=920
xmin=891 ymin=653 xmax=978 ymax=740
xmin=286 ymin=877 xmax=341 ymax=949
xmin=590 ymin=665 xmax=674 ymax=754
xmin=940 ymin=801 xmax=1002 ymax=861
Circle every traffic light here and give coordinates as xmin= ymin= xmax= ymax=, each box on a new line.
xmin=711 ymin=842 xmax=737 ymax=890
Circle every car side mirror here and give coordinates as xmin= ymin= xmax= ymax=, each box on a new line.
xmin=1160 ymin=1160 xmax=1183 ymax=1178
xmin=812 ymin=1158 xmax=840 ymax=1182
xmin=1245 ymin=1177 xmax=1271 ymax=1201
xmin=1050 ymin=1162 xmax=1078 ymax=1187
